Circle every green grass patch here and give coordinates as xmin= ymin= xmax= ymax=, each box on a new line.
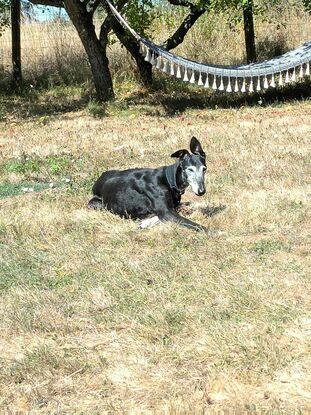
xmin=0 ymin=181 xmax=67 ymax=200
xmin=1 ymin=345 xmax=92 ymax=385
xmin=0 ymin=249 xmax=74 ymax=292
xmin=86 ymin=100 xmax=107 ymax=118
xmin=250 ymin=238 xmax=292 ymax=256
xmin=3 ymin=154 xmax=73 ymax=176
xmin=0 ymin=83 xmax=89 ymax=119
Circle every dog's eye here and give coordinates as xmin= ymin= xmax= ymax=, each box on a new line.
xmin=203 ymin=166 xmax=207 ymax=172
xmin=188 ymin=167 xmax=196 ymax=173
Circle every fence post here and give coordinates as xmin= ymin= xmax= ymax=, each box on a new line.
xmin=243 ymin=0 xmax=257 ymax=63
xmin=11 ymin=0 xmax=22 ymax=89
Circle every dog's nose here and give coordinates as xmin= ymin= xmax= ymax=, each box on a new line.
xmin=198 ymin=189 xmax=206 ymax=196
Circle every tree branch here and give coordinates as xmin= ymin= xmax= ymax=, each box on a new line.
xmin=29 ymin=0 xmax=64 ymax=8
xmin=99 ymin=0 xmax=128 ymax=45
xmin=163 ymin=1 xmax=210 ymax=51
xmin=167 ymin=0 xmax=196 ymax=10
xmin=91 ymin=0 xmax=102 ymax=14
xmin=30 ymin=0 xmax=98 ymax=14
xmin=100 ymin=0 xmax=153 ymax=86
xmin=100 ymin=0 xmax=135 ymax=48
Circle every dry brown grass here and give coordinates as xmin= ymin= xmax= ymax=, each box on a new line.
xmin=1 ymin=2 xmax=311 ymax=85
xmin=175 ymin=5 xmax=311 ymax=64
xmin=0 ymin=91 xmax=310 ymax=413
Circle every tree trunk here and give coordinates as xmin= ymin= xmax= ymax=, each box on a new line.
xmin=63 ymin=0 xmax=114 ymax=102
xmin=11 ymin=0 xmax=22 ymax=89
xmin=136 ymin=55 xmax=152 ymax=86
xmin=163 ymin=7 xmax=206 ymax=51
xmin=101 ymin=0 xmax=209 ymax=88
xmin=243 ymin=0 xmax=257 ymax=63
xmin=101 ymin=10 xmax=153 ymax=86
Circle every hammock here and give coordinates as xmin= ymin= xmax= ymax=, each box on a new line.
xmin=106 ymin=0 xmax=311 ymax=93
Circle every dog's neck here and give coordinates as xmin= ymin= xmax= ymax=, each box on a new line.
xmin=165 ymin=162 xmax=187 ymax=196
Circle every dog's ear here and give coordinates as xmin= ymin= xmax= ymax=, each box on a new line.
xmin=190 ymin=136 xmax=205 ymax=157
xmin=171 ymin=149 xmax=190 ymax=159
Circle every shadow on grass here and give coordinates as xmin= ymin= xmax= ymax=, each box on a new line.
xmin=122 ymin=77 xmax=311 ymax=116
xmin=179 ymin=202 xmax=226 ymax=218
xmin=0 ymin=180 xmax=66 ymax=200
xmin=201 ymin=204 xmax=226 ymax=217
xmin=0 ymin=76 xmax=310 ymax=120
xmin=0 ymin=82 xmax=91 ymax=120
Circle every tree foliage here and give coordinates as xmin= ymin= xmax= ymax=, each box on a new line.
xmin=0 ymin=0 xmax=10 ymax=36
xmin=1 ymin=0 xmax=34 ymax=36
xmin=123 ymin=0 xmax=156 ymax=36
xmin=24 ymin=0 xmax=311 ymax=100
xmin=302 ymin=0 xmax=311 ymax=13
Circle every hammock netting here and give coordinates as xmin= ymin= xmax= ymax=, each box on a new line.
xmin=105 ymin=0 xmax=311 ymax=93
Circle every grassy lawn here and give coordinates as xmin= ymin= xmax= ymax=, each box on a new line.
xmin=0 ymin=87 xmax=310 ymax=414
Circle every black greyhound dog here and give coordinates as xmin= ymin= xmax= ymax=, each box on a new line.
xmin=88 ymin=136 xmax=207 ymax=232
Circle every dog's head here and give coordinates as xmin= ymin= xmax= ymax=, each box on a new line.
xmin=171 ymin=136 xmax=206 ymax=196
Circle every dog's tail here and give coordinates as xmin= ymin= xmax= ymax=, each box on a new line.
xmin=88 ymin=195 xmax=103 ymax=210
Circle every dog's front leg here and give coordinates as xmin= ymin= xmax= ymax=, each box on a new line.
xmin=161 ymin=210 xmax=208 ymax=233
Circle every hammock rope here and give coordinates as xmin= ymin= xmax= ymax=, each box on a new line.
xmin=106 ymin=0 xmax=311 ymax=93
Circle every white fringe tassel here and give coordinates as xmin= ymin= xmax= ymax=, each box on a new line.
xmin=212 ymin=75 xmax=217 ymax=90
xmin=291 ymin=68 xmax=296 ymax=82
xmin=234 ymin=78 xmax=239 ymax=92
xmin=198 ymin=72 xmax=204 ymax=86
xmin=150 ymin=53 xmax=156 ymax=65
xmin=143 ymin=44 xmax=148 ymax=57
xmin=176 ymin=65 xmax=182 ymax=78
xmin=183 ymin=68 xmax=189 ymax=82
xmin=226 ymin=78 xmax=232 ymax=92
xmin=170 ymin=62 xmax=175 ymax=76
xmin=249 ymin=78 xmax=254 ymax=92
xmin=163 ymin=60 xmax=170 ymax=74
xmin=263 ymin=75 xmax=269 ymax=89
xmin=144 ymin=48 xmax=151 ymax=62
xmin=155 ymin=56 xmax=161 ymax=70
xmin=190 ymin=70 xmax=195 ymax=84
xmin=139 ymin=43 xmax=311 ymax=93
xmin=219 ymin=77 xmax=224 ymax=91
xmin=241 ymin=78 xmax=246 ymax=92
xmin=204 ymin=74 xmax=210 ymax=88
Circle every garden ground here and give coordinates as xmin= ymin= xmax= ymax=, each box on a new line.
xmin=0 ymin=86 xmax=310 ymax=414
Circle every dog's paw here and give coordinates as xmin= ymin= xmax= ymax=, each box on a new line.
xmin=139 ymin=216 xmax=160 ymax=229
xmin=88 ymin=196 xmax=103 ymax=210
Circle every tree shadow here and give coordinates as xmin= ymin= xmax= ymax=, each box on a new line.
xmin=123 ymin=77 xmax=311 ymax=116
xmin=1 ymin=76 xmax=310 ymax=120
xmin=0 ymin=82 xmax=91 ymax=120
